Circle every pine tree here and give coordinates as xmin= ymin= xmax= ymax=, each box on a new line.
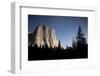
xmin=45 ymin=43 xmax=48 ymax=48
xmin=58 ymin=40 xmax=61 ymax=49
xmin=76 ymin=26 xmax=86 ymax=45
xmin=42 ymin=45 xmax=45 ymax=48
xmin=34 ymin=43 xmax=38 ymax=48
xmin=75 ymin=26 xmax=88 ymax=57
xmin=72 ymin=38 xmax=76 ymax=49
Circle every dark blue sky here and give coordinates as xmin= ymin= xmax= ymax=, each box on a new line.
xmin=28 ymin=15 xmax=88 ymax=48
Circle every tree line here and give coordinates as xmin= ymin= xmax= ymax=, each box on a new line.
xmin=28 ymin=26 xmax=88 ymax=61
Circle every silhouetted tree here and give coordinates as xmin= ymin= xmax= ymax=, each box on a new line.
xmin=72 ymin=38 xmax=76 ymax=49
xmin=58 ymin=40 xmax=61 ymax=49
xmin=34 ymin=43 xmax=38 ymax=48
xmin=76 ymin=26 xmax=86 ymax=45
xmin=42 ymin=45 xmax=45 ymax=48
xmin=66 ymin=45 xmax=68 ymax=50
xmin=75 ymin=26 xmax=88 ymax=58
xmin=45 ymin=43 xmax=49 ymax=48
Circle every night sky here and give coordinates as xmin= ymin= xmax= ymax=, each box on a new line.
xmin=28 ymin=15 xmax=88 ymax=48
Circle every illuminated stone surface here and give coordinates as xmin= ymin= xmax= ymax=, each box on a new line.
xmin=28 ymin=25 xmax=58 ymax=48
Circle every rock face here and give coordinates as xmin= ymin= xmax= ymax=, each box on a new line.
xmin=28 ymin=25 xmax=58 ymax=48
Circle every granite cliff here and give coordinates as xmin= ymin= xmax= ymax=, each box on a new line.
xmin=28 ymin=25 xmax=58 ymax=48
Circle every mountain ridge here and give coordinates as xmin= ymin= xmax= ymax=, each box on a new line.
xmin=28 ymin=25 xmax=59 ymax=48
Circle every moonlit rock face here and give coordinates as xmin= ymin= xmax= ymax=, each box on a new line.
xmin=29 ymin=25 xmax=58 ymax=48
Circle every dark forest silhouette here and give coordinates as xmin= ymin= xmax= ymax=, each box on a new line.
xmin=28 ymin=26 xmax=88 ymax=61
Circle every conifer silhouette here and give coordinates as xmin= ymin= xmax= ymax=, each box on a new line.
xmin=58 ymin=40 xmax=61 ymax=49
xmin=76 ymin=26 xmax=86 ymax=45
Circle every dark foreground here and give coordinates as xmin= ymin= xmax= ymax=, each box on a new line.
xmin=28 ymin=44 xmax=88 ymax=61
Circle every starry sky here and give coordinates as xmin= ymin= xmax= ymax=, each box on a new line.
xmin=28 ymin=15 xmax=88 ymax=48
